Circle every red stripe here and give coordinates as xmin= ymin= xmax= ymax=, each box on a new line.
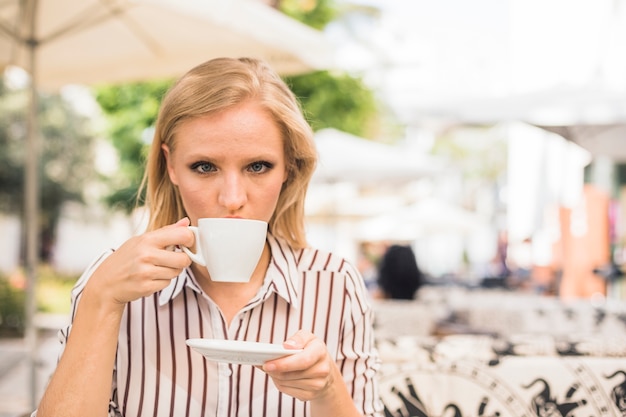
xmin=183 ymin=290 xmax=193 ymax=415
xmin=168 ymin=300 xmax=177 ymax=415
xmin=193 ymin=291 xmax=208 ymax=417
xmin=152 ymin=296 xmax=161 ymax=417
xmin=138 ymin=300 xmax=146 ymax=416
xmin=122 ymin=303 xmax=132 ymax=413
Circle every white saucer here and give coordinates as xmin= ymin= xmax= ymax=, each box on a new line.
xmin=186 ymin=339 xmax=302 ymax=365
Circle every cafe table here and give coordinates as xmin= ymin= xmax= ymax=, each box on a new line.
xmin=376 ymin=334 xmax=626 ymax=417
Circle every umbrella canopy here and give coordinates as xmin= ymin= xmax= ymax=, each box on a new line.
xmin=535 ymin=123 xmax=626 ymax=163
xmin=0 ymin=0 xmax=333 ymax=89
xmin=312 ymin=128 xmax=444 ymax=185
xmin=356 ymin=197 xmax=488 ymax=241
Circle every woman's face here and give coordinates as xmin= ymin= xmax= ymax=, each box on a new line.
xmin=162 ymin=101 xmax=288 ymax=225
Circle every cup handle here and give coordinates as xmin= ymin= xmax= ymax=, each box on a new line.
xmin=181 ymin=226 xmax=206 ymax=266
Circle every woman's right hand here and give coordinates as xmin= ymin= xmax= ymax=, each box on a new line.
xmin=83 ymin=217 xmax=195 ymax=309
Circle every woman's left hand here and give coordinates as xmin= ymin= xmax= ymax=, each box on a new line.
xmin=262 ymin=330 xmax=337 ymax=402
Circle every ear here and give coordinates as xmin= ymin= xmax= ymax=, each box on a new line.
xmin=161 ymin=144 xmax=179 ymax=185
xmin=282 ymin=168 xmax=289 ymax=184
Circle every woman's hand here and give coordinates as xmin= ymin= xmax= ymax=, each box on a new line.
xmin=262 ymin=330 xmax=362 ymax=416
xmin=84 ymin=217 xmax=195 ymax=309
xmin=262 ymin=330 xmax=338 ymax=402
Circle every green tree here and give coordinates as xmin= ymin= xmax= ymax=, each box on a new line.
xmin=0 ymin=79 xmax=99 ymax=261
xmin=277 ymin=0 xmax=337 ymax=30
xmin=94 ymin=80 xmax=171 ymax=211
xmin=278 ymin=0 xmax=395 ymax=139
xmin=285 ymin=70 xmax=379 ymax=137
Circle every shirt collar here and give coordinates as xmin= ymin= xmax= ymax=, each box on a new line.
xmin=158 ymin=267 xmax=202 ymax=306
xmin=264 ymin=234 xmax=301 ymax=309
xmin=157 ymin=233 xmax=301 ymax=308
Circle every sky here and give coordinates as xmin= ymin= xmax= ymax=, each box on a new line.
xmin=330 ymin=0 xmax=626 ymax=126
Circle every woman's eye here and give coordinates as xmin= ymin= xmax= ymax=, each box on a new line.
xmin=190 ymin=161 xmax=215 ymax=173
xmin=248 ymin=161 xmax=272 ymax=173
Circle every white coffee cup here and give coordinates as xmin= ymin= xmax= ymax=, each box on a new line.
xmin=182 ymin=218 xmax=268 ymax=282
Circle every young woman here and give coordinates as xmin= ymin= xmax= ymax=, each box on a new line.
xmin=35 ymin=57 xmax=383 ymax=417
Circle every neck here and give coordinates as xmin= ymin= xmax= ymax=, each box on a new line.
xmin=192 ymin=243 xmax=270 ymax=325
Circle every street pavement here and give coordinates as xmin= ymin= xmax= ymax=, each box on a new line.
xmin=0 ymin=318 xmax=63 ymax=417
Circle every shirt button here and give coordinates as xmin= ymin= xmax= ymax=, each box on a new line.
xmin=220 ymin=366 xmax=232 ymax=377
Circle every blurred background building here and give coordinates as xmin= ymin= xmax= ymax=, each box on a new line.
xmin=304 ymin=0 xmax=626 ymax=299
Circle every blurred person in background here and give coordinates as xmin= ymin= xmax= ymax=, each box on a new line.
xmin=375 ymin=244 xmax=423 ymax=300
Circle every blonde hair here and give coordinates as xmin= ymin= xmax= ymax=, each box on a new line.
xmin=141 ymin=57 xmax=317 ymax=249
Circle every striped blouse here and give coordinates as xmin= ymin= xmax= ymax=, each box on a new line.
xmin=55 ymin=234 xmax=384 ymax=417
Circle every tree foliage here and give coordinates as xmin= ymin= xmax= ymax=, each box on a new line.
xmin=285 ymin=70 xmax=378 ymax=137
xmin=278 ymin=0 xmax=387 ymax=138
xmin=93 ymin=80 xmax=171 ymax=211
xmin=277 ymin=0 xmax=337 ymax=30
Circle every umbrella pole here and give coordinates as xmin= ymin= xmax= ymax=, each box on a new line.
xmin=24 ymin=16 xmax=40 ymax=411
xmin=25 ymin=60 xmax=40 ymax=410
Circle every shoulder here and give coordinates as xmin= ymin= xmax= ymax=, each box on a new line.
xmin=270 ymin=236 xmax=372 ymax=314
xmin=71 ymin=249 xmax=115 ymax=295
xmin=269 ymin=234 xmax=363 ymax=286
xmin=297 ymin=245 xmax=357 ymax=275
xmin=298 ymin=246 xmax=373 ymax=316
xmin=297 ymin=246 xmax=368 ymax=299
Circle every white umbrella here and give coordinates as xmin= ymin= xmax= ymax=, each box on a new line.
xmin=312 ymin=128 xmax=443 ymax=185
xmin=0 ymin=0 xmax=332 ymax=88
xmin=0 ymin=0 xmax=333 ymax=407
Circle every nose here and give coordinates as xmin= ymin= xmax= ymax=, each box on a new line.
xmin=217 ymin=172 xmax=247 ymax=212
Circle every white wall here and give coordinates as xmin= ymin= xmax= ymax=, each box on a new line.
xmin=0 ymin=214 xmax=20 ymax=273
xmin=52 ymin=203 xmax=145 ymax=275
